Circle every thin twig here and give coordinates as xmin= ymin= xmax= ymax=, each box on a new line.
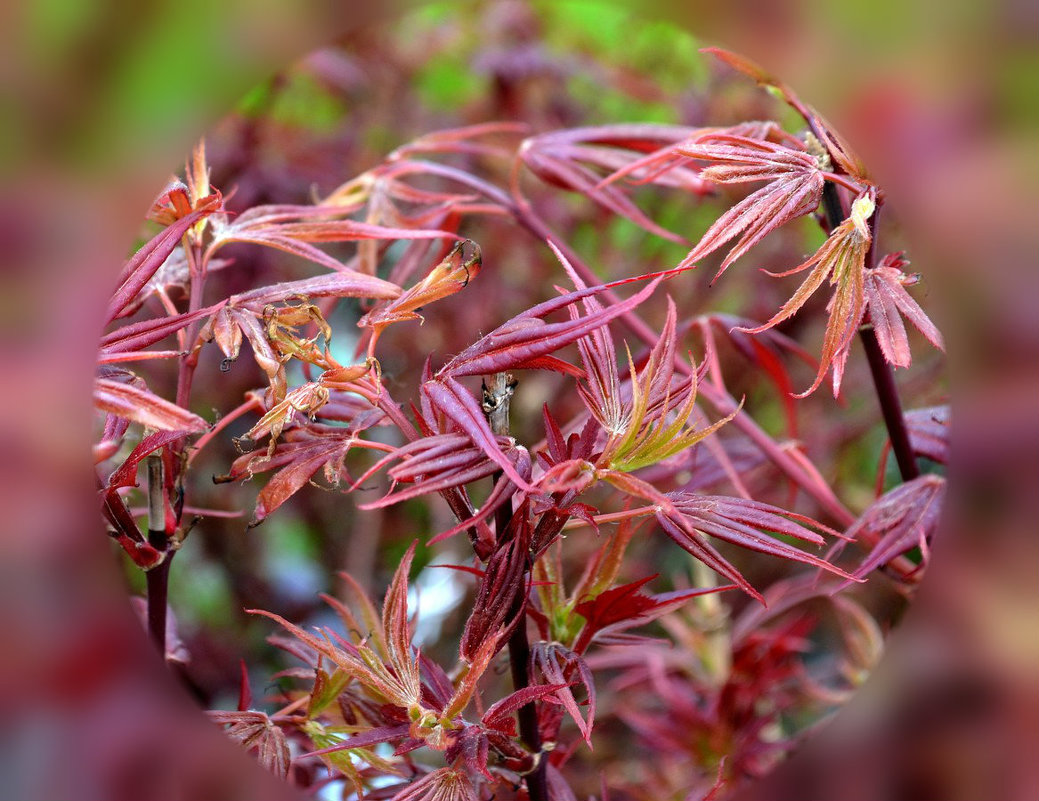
xmin=146 ymin=451 xmax=170 ymax=654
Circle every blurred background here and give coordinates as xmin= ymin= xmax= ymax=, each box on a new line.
xmin=2 ymin=0 xmax=1036 ymax=799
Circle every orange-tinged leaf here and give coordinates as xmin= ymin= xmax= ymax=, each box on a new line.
xmin=328 ymin=570 xmax=387 ymax=657
xmin=382 ymin=541 xmax=421 ymax=704
xmin=571 ymin=516 xmax=637 ymax=603
xmin=211 ymin=304 xmax=243 ymax=362
xmin=740 ymin=188 xmax=876 ymax=396
xmin=360 ymin=240 xmax=480 ymax=337
xmin=250 ymin=439 xmax=340 ymax=524
xmin=443 ymin=633 xmax=502 ymax=723
xmin=702 ymin=47 xmax=777 ymax=87
xmin=230 ymin=309 xmax=285 ymax=398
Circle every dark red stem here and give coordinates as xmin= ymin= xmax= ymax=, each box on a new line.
xmin=485 ymin=371 xmax=547 ymax=801
xmin=859 ymin=323 xmax=920 ymax=481
xmin=145 ymin=540 xmax=171 ymax=653
xmin=497 ymin=501 xmax=548 ymax=801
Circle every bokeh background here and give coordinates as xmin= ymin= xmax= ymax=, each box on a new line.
xmin=2 ymin=0 xmax=1036 ymax=799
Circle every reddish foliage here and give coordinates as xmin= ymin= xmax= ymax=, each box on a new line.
xmin=94 ymin=38 xmax=945 ymax=801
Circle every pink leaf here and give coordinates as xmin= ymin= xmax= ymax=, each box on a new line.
xmin=520 ymin=126 xmax=696 ymax=243
xmin=866 ymin=255 xmax=944 ymax=368
xmin=530 ymin=643 xmax=597 ymax=745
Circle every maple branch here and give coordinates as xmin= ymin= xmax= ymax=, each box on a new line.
xmin=147 ymin=238 xmax=206 ymax=662
xmin=484 ymin=372 xmax=548 ymax=801
xmin=390 ymin=157 xmax=854 ymax=522
xmin=821 ymin=184 xmax=919 ymax=483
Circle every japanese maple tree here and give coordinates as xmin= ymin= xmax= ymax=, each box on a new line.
xmin=96 ymin=37 xmax=946 ymax=801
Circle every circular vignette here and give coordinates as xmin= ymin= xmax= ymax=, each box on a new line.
xmin=6 ymin=1 xmax=1036 ymax=800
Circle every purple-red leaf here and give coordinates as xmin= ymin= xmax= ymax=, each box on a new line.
xmin=574 ymin=578 xmax=732 ymax=652
xmin=106 ymin=429 xmax=184 ymax=490
xmin=208 ymin=710 xmax=291 ymax=779
xmin=304 ymin=724 xmax=411 ymax=757
xmin=107 ymin=196 xmax=221 ymax=324
xmin=669 ymin=493 xmax=848 ymax=561
xmin=94 ymin=377 xmax=208 ymax=433
xmin=460 ymin=532 xmax=528 ymax=662
xmin=482 ymin=684 xmax=569 ymax=734
xmin=846 ymin=475 xmax=945 ymax=580
xmin=530 ymin=643 xmax=597 ymax=746
xmin=906 ymin=405 xmax=950 ymax=465
xmin=422 ymin=377 xmax=533 ymax=491
xmin=437 ymin=275 xmax=662 ymax=378
xmin=229 ymin=271 xmax=401 ymax=311
xmin=100 ymin=304 xmax=220 ymax=354
xmin=656 ymin=493 xmax=855 ymax=603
